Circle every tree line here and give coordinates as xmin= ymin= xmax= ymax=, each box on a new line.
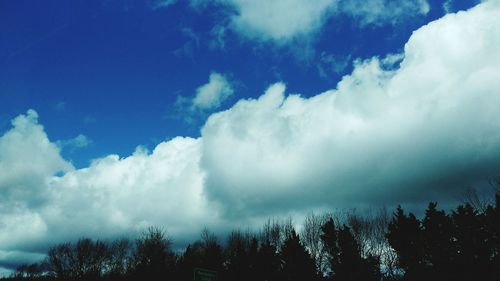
xmin=6 ymin=191 xmax=499 ymax=281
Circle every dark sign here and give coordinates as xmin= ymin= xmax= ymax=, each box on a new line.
xmin=194 ymin=268 xmax=216 ymax=281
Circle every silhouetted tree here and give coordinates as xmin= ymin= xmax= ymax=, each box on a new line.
xmin=301 ymin=212 xmax=329 ymax=273
xmin=280 ymin=230 xmax=319 ymax=281
xmin=225 ymin=230 xmax=259 ymax=281
xmin=45 ymin=238 xmax=111 ymax=280
xmin=130 ymin=227 xmax=175 ymax=281
xmin=485 ymin=193 xmax=500 ymax=278
xmin=176 ymin=228 xmax=224 ymax=281
xmin=106 ymin=238 xmax=132 ymax=280
xmin=321 ymin=218 xmax=380 ymax=281
xmin=386 ymin=206 xmax=425 ymax=281
xmin=200 ymin=228 xmax=224 ymax=274
xmin=14 ymin=263 xmax=45 ymax=280
xmin=260 ymin=218 xmax=294 ymax=252
xmin=46 ymin=242 xmax=74 ymax=279
xmin=9 ymin=192 xmax=500 ymax=281
xmin=421 ymin=202 xmax=454 ymax=279
xmin=255 ymin=240 xmax=281 ymax=281
xmin=73 ymin=238 xmax=109 ymax=280
xmin=451 ymin=203 xmax=492 ymax=281
xmin=176 ymin=243 xmax=203 ymax=281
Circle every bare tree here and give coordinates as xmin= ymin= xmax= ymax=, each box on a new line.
xmin=107 ymin=238 xmax=132 ymax=276
xmin=260 ymin=217 xmax=294 ymax=251
xmin=460 ymin=186 xmax=494 ymax=213
xmin=47 ymin=242 xmax=73 ymax=279
xmin=131 ymin=226 xmax=175 ymax=280
xmin=300 ymin=212 xmax=330 ymax=274
xmin=343 ymin=207 xmax=400 ymax=279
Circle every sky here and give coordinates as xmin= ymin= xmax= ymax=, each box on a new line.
xmin=1 ymin=0 xmax=499 ymax=274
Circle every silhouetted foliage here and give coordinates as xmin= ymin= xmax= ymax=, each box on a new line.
xmin=386 ymin=206 xmax=425 ymax=280
xmin=255 ymin=240 xmax=281 ymax=281
xmin=106 ymin=238 xmax=132 ymax=280
xmin=280 ymin=230 xmax=319 ymax=281
xmin=225 ymin=230 xmax=259 ymax=281
xmin=321 ymin=218 xmax=380 ymax=281
xmin=386 ymin=198 xmax=500 ymax=281
xmin=45 ymin=238 xmax=112 ymax=280
xmin=13 ymin=263 xmax=46 ymax=280
xmin=5 ymin=192 xmax=500 ymax=281
xmin=301 ymin=212 xmax=329 ymax=273
xmin=130 ymin=227 xmax=175 ymax=281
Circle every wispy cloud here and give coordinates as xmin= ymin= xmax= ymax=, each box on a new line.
xmin=150 ymin=0 xmax=177 ymax=10
xmin=53 ymin=101 xmax=66 ymax=112
xmin=317 ymin=52 xmax=352 ymax=78
xmin=192 ymin=0 xmax=430 ymax=45
xmin=56 ymin=134 xmax=93 ymax=150
xmin=339 ymin=0 xmax=429 ymax=26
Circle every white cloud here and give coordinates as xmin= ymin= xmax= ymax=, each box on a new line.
xmin=1 ymin=0 xmax=500 ymax=267
xmin=200 ymin=0 xmax=500 ymax=216
xmin=42 ymin=137 xmax=218 ymax=243
xmin=220 ymin=0 xmax=337 ymax=42
xmin=0 ymin=120 xmax=218 ymax=252
xmin=0 ymin=110 xmax=72 ymax=206
xmin=191 ymin=72 xmax=234 ymax=111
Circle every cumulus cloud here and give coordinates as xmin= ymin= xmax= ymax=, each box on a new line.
xmin=191 ymin=72 xmax=234 ymax=111
xmin=0 ymin=110 xmax=72 ymax=206
xmin=200 ymin=0 xmax=500 ymax=216
xmin=1 ymin=0 xmax=499 ymax=269
xmin=0 ymin=111 xmax=218 ymax=271
xmin=43 ymin=138 xmax=217 ymax=243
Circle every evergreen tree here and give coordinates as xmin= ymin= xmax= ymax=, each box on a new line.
xmin=452 ymin=203 xmax=492 ymax=281
xmin=200 ymin=229 xmax=224 ymax=274
xmin=321 ymin=218 xmax=380 ymax=281
xmin=255 ymin=241 xmax=281 ymax=281
xmin=387 ymin=206 xmax=425 ymax=281
xmin=176 ymin=243 xmax=203 ymax=281
xmin=280 ymin=230 xmax=319 ymax=281
xmin=421 ymin=202 xmax=454 ymax=279
xmin=320 ymin=218 xmax=339 ymax=280
xmin=484 ymin=194 xmax=500 ymax=280
xmin=225 ymin=231 xmax=259 ymax=281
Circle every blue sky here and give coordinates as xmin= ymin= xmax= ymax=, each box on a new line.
xmin=1 ymin=0 xmax=475 ymax=167
xmin=1 ymin=0 xmax=499 ymax=274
